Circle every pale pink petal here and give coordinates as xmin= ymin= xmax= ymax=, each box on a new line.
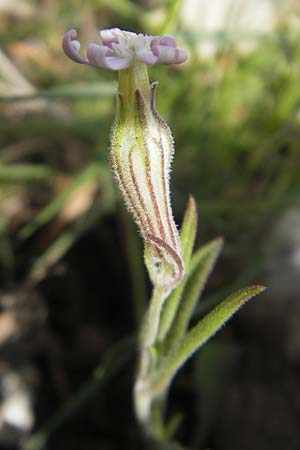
xmin=137 ymin=52 xmax=158 ymax=65
xmin=86 ymin=43 xmax=130 ymax=70
xmin=152 ymin=45 xmax=176 ymax=64
xmin=99 ymin=28 xmax=120 ymax=48
xmin=105 ymin=56 xmax=132 ymax=70
xmin=152 ymin=45 xmax=188 ymax=64
xmin=86 ymin=43 xmax=109 ymax=66
xmin=173 ymin=48 xmax=188 ymax=64
xmin=151 ymin=36 xmax=176 ymax=48
xmin=62 ymin=29 xmax=88 ymax=64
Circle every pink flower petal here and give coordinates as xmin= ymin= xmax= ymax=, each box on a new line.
xmin=105 ymin=57 xmax=132 ymax=70
xmin=152 ymin=45 xmax=176 ymax=64
xmin=137 ymin=52 xmax=158 ymax=65
xmin=62 ymin=29 xmax=88 ymax=64
xmin=86 ymin=43 xmax=130 ymax=70
xmin=152 ymin=45 xmax=188 ymax=64
xmin=151 ymin=36 xmax=176 ymax=48
xmin=99 ymin=28 xmax=120 ymax=48
xmin=173 ymin=48 xmax=188 ymax=64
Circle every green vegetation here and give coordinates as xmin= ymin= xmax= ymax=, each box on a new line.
xmin=0 ymin=1 xmax=299 ymax=449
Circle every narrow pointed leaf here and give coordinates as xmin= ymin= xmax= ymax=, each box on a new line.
xmin=179 ymin=195 xmax=198 ymax=267
xmin=158 ymin=196 xmax=198 ymax=341
xmin=164 ymin=237 xmax=223 ymax=350
xmin=148 ymin=285 xmax=266 ymax=397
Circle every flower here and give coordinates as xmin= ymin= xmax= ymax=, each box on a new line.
xmin=62 ymin=27 xmax=187 ymax=292
xmin=62 ymin=28 xmax=188 ymax=70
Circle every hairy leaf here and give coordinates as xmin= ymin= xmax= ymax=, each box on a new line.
xmin=164 ymin=237 xmax=223 ymax=350
xmin=147 ymin=285 xmax=266 ymax=397
xmin=158 ymin=196 xmax=197 ymax=341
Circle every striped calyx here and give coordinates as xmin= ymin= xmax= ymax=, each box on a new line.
xmin=111 ymin=62 xmax=184 ymax=291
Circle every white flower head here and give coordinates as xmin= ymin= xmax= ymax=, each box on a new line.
xmin=62 ymin=28 xmax=188 ymax=70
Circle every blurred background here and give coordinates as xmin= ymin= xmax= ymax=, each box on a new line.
xmin=0 ymin=0 xmax=300 ymax=449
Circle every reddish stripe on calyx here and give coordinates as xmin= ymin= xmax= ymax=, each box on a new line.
xmin=135 ymin=90 xmax=166 ymax=242
xmin=128 ymin=146 xmax=155 ymax=236
xmin=155 ymin=135 xmax=178 ymax=250
xmin=111 ymin=145 xmax=145 ymax=231
xmin=144 ymin=233 xmax=184 ymax=288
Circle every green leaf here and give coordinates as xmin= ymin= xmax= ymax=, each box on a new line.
xmin=148 ymin=285 xmax=266 ymax=397
xmin=179 ymin=196 xmax=198 ymax=268
xmin=157 ymin=196 xmax=197 ymax=342
xmin=164 ymin=237 xmax=223 ymax=350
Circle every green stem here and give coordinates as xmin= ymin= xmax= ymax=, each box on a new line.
xmin=141 ymin=287 xmax=168 ymax=349
xmin=150 ymin=396 xmax=167 ymax=440
xmin=117 ymin=62 xmax=150 ymax=113
xmin=134 ymin=286 xmax=168 ymax=429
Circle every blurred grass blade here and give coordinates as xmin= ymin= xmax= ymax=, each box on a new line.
xmin=101 ymin=0 xmax=143 ymax=17
xmin=158 ymin=196 xmax=197 ymax=341
xmin=19 ymin=164 xmax=101 ymax=240
xmin=0 ymin=217 xmax=15 ymax=283
xmin=164 ymin=412 xmax=184 ymax=441
xmin=0 ymin=48 xmax=35 ymax=94
xmin=0 ymin=163 xmax=55 ymax=181
xmin=0 ymin=82 xmax=115 ymax=102
xmin=149 ymin=286 xmax=266 ymax=396
xmin=165 ymin=237 xmax=223 ymax=349
xmin=29 ymin=226 xmax=82 ymax=283
xmin=28 ymin=169 xmax=114 ymax=283
xmin=158 ymin=0 xmax=182 ymax=34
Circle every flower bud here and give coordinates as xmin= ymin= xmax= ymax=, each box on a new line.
xmin=111 ymin=63 xmax=183 ymax=291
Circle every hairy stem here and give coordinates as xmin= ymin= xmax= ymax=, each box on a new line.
xmin=134 ymin=286 xmax=168 ymax=428
xmin=141 ymin=286 xmax=168 ymax=350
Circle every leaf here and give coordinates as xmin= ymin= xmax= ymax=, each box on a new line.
xmin=164 ymin=237 xmax=223 ymax=350
xmin=157 ymin=196 xmax=197 ymax=342
xmin=179 ymin=195 xmax=198 ymax=268
xmin=147 ymin=285 xmax=266 ymax=397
